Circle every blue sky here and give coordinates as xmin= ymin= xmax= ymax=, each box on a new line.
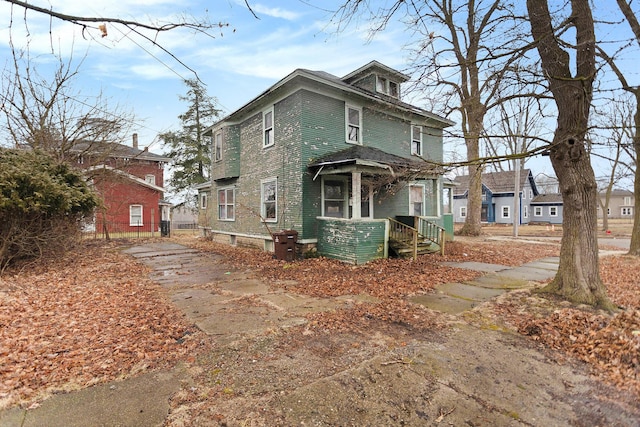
xmin=0 ymin=0 xmax=414 ymax=153
xmin=0 ymin=0 xmax=637 ymax=189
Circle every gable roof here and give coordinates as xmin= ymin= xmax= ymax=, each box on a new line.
xmin=209 ymin=62 xmax=454 ymax=130
xmin=308 ymin=145 xmax=441 ymax=176
xmin=531 ymin=193 xmax=563 ymax=204
xmin=341 ymin=60 xmax=411 ymax=84
xmin=86 ymin=165 xmax=165 ymax=192
xmin=71 ymin=141 xmax=170 ymax=163
xmin=453 ymin=170 xmax=536 ymax=195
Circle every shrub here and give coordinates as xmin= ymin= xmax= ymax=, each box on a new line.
xmin=0 ymin=148 xmax=98 ymax=271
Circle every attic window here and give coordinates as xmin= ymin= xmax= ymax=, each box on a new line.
xmin=376 ymin=76 xmax=399 ymax=98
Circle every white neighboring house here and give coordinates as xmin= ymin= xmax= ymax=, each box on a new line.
xmin=597 ymin=189 xmax=635 ymax=219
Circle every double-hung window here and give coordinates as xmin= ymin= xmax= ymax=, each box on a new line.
xmin=411 ymin=125 xmax=422 ymax=156
xmin=410 ymin=185 xmax=424 ymax=216
xmin=322 ymin=178 xmax=347 ymax=218
xmin=218 ymin=188 xmax=235 ymax=220
xmin=460 ymin=206 xmax=467 ymax=218
xmin=130 ymin=205 xmax=143 ymax=226
xmin=534 ymin=206 xmax=542 ymax=216
xmin=200 ymin=193 xmax=208 ymax=210
xmin=261 ymin=178 xmax=277 ymax=222
xmin=549 ymin=206 xmax=558 ymax=217
xmin=346 ymin=105 xmax=362 ymax=144
xmin=214 ymin=131 xmax=223 ymax=161
xmin=502 ymin=205 xmax=510 ymax=218
xmin=263 ymin=108 xmax=274 ymax=148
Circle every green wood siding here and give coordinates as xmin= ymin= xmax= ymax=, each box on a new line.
xmin=211 ymin=125 xmax=240 ymax=181
xmin=317 ymin=218 xmax=387 ymax=264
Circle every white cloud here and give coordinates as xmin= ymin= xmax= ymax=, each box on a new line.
xmin=251 ymin=4 xmax=301 ymax=21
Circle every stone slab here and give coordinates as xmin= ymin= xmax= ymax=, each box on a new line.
xmin=468 ymin=275 xmax=530 ymax=290
xmin=0 ymin=369 xmax=185 ymax=427
xmin=494 ymin=267 xmax=556 ymax=282
xmin=437 ymin=282 xmax=505 ymax=301
xmin=410 ymin=293 xmax=479 ymax=315
xmin=442 ymin=261 xmax=509 ymax=273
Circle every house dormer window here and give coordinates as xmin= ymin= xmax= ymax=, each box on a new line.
xmin=411 ymin=125 xmax=422 ymax=156
xmin=263 ymin=108 xmax=274 ymax=148
xmin=376 ymin=76 xmax=399 ymax=98
xmin=346 ymin=105 xmax=362 ymax=144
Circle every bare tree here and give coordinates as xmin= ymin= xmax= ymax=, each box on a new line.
xmin=591 ymin=96 xmax=636 ymax=232
xmin=483 ymin=69 xmax=550 ymax=173
xmin=526 ymin=0 xmax=614 ymax=309
xmin=2 ymin=0 xmax=235 ymax=78
xmin=598 ymin=0 xmax=640 ymax=255
xmin=0 ymin=43 xmax=133 ymax=164
xmin=333 ymin=0 xmax=533 ymax=236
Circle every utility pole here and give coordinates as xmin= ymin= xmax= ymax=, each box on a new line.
xmin=513 ymin=112 xmax=523 ymax=237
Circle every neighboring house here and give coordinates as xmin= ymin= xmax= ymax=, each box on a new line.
xmin=597 ymin=189 xmax=635 ymax=219
xmin=171 ymin=202 xmax=199 ymax=229
xmin=452 ymin=170 xmax=539 ymax=224
xmin=530 ymin=193 xmax=564 ymax=225
xmin=199 ymin=60 xmax=454 ymax=264
xmin=73 ymin=134 xmax=171 ymax=234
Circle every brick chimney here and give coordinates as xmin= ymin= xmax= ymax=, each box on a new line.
xmin=132 ymin=133 xmax=139 ymax=149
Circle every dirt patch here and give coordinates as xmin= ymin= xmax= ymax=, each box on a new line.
xmin=167 ymin=310 xmax=640 ymax=426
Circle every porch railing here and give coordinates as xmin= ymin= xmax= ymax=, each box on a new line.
xmin=416 ymin=216 xmax=446 ymax=256
xmin=388 ymin=216 xmax=446 ymax=259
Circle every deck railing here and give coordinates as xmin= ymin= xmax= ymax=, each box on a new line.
xmin=388 ymin=216 xmax=446 ymax=259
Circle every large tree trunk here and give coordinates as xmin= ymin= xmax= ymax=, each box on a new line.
xmin=458 ymin=108 xmax=485 ymax=236
xmin=459 ymin=146 xmax=483 ymax=236
xmin=527 ymin=0 xmax=615 ymax=310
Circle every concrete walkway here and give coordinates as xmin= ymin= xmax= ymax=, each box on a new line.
xmin=411 ymin=257 xmax=559 ymax=314
xmin=0 ymin=238 xmax=629 ymax=426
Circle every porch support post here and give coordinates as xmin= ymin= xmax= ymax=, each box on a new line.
xmin=351 ymin=172 xmax=362 ymax=219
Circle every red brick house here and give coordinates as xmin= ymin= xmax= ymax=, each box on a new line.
xmin=73 ymin=134 xmax=171 ymax=236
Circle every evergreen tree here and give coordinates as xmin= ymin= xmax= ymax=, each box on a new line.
xmin=160 ymin=79 xmax=221 ymax=202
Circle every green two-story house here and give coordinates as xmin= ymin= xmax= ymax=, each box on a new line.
xmin=199 ymin=61 xmax=453 ymax=264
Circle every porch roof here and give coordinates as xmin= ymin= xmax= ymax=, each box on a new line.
xmin=308 ymin=146 xmax=438 ymax=176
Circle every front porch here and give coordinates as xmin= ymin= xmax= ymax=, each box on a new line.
xmin=316 ymin=215 xmax=450 ymax=264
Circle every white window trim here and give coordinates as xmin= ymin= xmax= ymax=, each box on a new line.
xmin=409 ymin=184 xmax=425 ymax=216
xmin=460 ymin=206 xmax=467 ymax=218
xmin=411 ymin=125 xmax=422 ymax=156
xmin=145 ymin=174 xmax=156 ymax=186
xmin=345 ymin=104 xmax=362 ymax=145
xmin=129 ymin=204 xmax=143 ymax=226
xmin=217 ymin=187 xmax=235 ymax=221
xmin=321 ymin=176 xmax=348 ymax=218
xmin=622 ymin=207 xmax=633 ymax=216
xmin=214 ymin=130 xmax=223 ymax=162
xmin=623 ymin=196 xmax=632 ymax=206
xmin=529 ymin=189 xmax=534 ymax=199
xmin=523 ymin=205 xmax=528 ymax=218
xmin=263 ymin=108 xmax=274 ymax=148
xmin=261 ymin=178 xmax=278 ymax=223
xmin=200 ymin=193 xmax=208 ymax=210
xmin=502 ymin=205 xmax=510 ymax=219
xmin=376 ymin=76 xmax=399 ymax=97
xmin=534 ymin=206 xmax=542 ymax=217
xmin=549 ymin=206 xmax=558 ymax=217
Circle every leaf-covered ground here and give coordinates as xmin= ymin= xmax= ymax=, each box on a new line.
xmin=1 ymin=235 xmax=638 ymax=413
xmin=0 ymin=241 xmax=202 ymax=409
